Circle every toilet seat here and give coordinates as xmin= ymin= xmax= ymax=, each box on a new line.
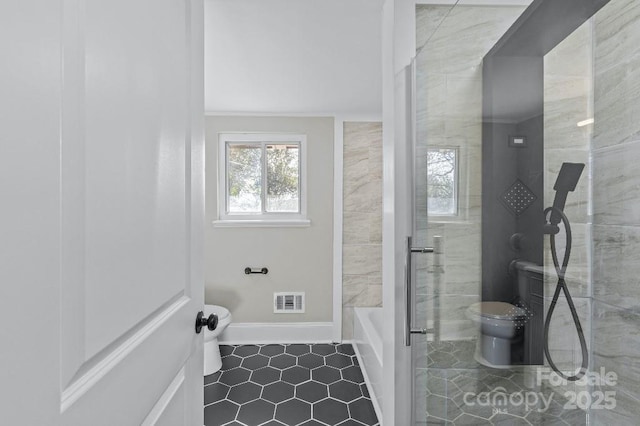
xmin=468 ymin=301 xmax=525 ymax=320
xmin=204 ymin=304 xmax=230 ymax=321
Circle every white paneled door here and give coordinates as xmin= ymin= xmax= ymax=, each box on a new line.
xmin=0 ymin=0 xmax=205 ymax=425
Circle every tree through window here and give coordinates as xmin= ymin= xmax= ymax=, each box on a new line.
xmin=427 ymin=148 xmax=457 ymax=216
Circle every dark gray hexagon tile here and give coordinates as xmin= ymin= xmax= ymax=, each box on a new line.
xmin=311 ymin=344 xmax=337 ymax=356
xmin=236 ymin=399 xmax=275 ymax=425
xmin=312 ymin=365 xmax=342 ymax=384
xmin=270 ymin=353 xmax=297 ymax=369
xmin=227 ymin=381 xmax=261 ymax=405
xmin=326 ymin=353 xmax=353 ymax=369
xmin=241 ymin=353 xmax=269 ymax=370
xmin=205 ymin=370 xmax=221 ymax=385
xmin=260 ymin=421 xmax=287 ymax=426
xmin=349 ymin=397 xmax=378 ymax=425
xmin=204 ymin=400 xmax=238 ymax=426
xmin=360 ymin=384 xmax=370 ymax=398
xmin=205 ymin=382 xmax=230 ymax=405
xmin=286 ymin=344 xmax=311 ymax=356
xmin=221 ymin=354 xmax=242 ymax=370
xmin=342 ymin=365 xmax=365 ymax=384
xmin=250 ymin=366 xmax=281 ymax=385
xmin=233 ymin=345 xmax=260 ymax=357
xmin=260 ymin=344 xmax=285 ymax=357
xmin=337 ymin=420 xmax=367 ymax=426
xmin=282 ymin=365 xmax=311 ymax=385
xmin=219 ymin=367 xmax=251 ymax=386
xmin=298 ymin=353 xmax=324 ymax=369
xmin=296 ymin=381 xmax=328 ymax=403
xmin=314 ymin=398 xmax=350 ymax=425
xmin=275 ymin=398 xmax=312 ymax=426
xmin=220 ymin=345 xmax=234 ymax=357
xmin=299 ymin=421 xmax=325 ymax=426
xmin=337 ymin=344 xmax=355 ymax=356
xmin=329 ymin=381 xmax=362 ymax=403
xmin=262 ymin=381 xmax=295 ymax=404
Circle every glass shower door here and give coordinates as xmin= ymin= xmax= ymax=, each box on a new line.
xmin=411 ymin=2 xmax=532 ymax=424
xmin=411 ymin=0 xmax=638 ymax=424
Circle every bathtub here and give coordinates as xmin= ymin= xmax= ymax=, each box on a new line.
xmin=353 ymin=307 xmax=383 ymax=422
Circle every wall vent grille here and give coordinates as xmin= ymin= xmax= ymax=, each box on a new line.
xmin=274 ymin=292 xmax=305 ymax=313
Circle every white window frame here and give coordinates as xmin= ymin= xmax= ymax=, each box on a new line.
xmin=215 ymin=133 xmax=309 ymax=227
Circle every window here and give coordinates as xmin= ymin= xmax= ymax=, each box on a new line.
xmin=217 ymin=133 xmax=308 ymax=226
xmin=427 ymin=148 xmax=458 ymax=216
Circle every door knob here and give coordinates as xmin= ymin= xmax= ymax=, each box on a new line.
xmin=195 ymin=311 xmax=218 ymax=334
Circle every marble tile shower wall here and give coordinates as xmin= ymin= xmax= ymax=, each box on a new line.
xmin=591 ymin=0 xmax=640 ymax=423
xmin=414 ymin=5 xmax=525 ymax=347
xmin=542 ymin=18 xmax=593 ymax=389
xmin=342 ymin=122 xmax=383 ymax=340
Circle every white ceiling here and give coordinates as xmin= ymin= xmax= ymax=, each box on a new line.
xmin=204 ymin=0 xmax=383 ymax=116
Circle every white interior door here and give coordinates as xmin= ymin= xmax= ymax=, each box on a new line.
xmin=0 ymin=1 xmax=205 ymax=424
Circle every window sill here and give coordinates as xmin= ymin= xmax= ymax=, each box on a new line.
xmin=428 ymin=219 xmax=474 ymax=225
xmin=212 ymin=219 xmax=311 ymax=228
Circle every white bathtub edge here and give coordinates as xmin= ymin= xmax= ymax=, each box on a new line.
xmin=347 ymin=339 xmax=384 ymax=426
xmin=352 ymin=307 xmax=384 ymax=425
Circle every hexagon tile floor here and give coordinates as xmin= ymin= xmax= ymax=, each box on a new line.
xmin=204 ymin=344 xmax=380 ymax=426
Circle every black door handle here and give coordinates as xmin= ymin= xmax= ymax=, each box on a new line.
xmin=195 ymin=311 xmax=218 ymax=334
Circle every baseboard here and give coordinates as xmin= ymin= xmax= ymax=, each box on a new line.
xmin=218 ymin=322 xmax=335 ymax=345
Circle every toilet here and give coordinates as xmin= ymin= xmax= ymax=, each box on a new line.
xmin=466 ymin=301 xmax=527 ymax=368
xmin=204 ymin=304 xmax=232 ymax=375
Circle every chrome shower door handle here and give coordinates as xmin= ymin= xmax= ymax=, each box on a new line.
xmin=405 ymin=236 xmax=434 ymax=346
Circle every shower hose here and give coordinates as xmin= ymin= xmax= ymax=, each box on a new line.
xmin=543 ymin=206 xmax=589 ymax=382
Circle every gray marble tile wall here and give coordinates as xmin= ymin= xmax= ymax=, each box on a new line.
xmin=591 ymin=0 xmax=640 ymax=422
xmin=342 ymin=122 xmax=383 ymax=340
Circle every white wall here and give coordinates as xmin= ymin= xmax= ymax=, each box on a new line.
xmin=205 ymin=116 xmax=334 ymax=323
xmin=204 ymin=0 xmax=383 ymax=116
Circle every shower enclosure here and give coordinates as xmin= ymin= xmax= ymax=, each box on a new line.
xmin=407 ymin=0 xmax=640 ymax=424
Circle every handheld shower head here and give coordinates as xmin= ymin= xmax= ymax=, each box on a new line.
xmin=553 ymin=162 xmax=584 ymax=193
xmin=547 ymin=162 xmax=585 ymax=229
xmin=543 ymin=161 xmax=589 ymax=381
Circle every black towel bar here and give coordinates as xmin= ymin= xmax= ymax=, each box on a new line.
xmin=244 ymin=267 xmax=268 ymax=275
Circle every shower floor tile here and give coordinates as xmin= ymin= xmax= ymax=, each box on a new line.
xmin=204 ymin=344 xmax=379 ymax=426
xmin=420 ymin=340 xmax=588 ymax=425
